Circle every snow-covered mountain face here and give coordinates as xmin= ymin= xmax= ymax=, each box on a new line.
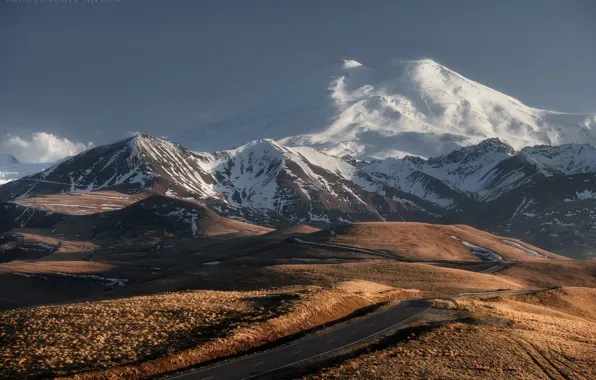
xmin=181 ymin=59 xmax=596 ymax=160
xmin=0 ymin=154 xmax=50 ymax=185
xmin=3 ymin=134 xmax=596 ymax=258
xmin=0 ymin=135 xmax=454 ymax=226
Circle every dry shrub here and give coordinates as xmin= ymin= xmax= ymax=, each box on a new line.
xmin=0 ymin=284 xmax=417 ymax=379
xmin=433 ymin=299 xmax=458 ymax=310
xmin=308 ymin=287 xmax=596 ymax=379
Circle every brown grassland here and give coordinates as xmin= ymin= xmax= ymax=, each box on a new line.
xmin=306 ymin=287 xmax=596 ymax=379
xmin=317 ymin=222 xmax=566 ymax=261
xmin=1 ymin=220 xmax=594 ymax=379
xmin=0 ymin=282 xmax=418 ymax=379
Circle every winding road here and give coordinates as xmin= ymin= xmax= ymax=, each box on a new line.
xmin=169 ymin=238 xmax=527 ymax=379
xmin=171 ymin=298 xmax=432 ymax=380
xmin=170 ymin=289 xmax=536 ymax=380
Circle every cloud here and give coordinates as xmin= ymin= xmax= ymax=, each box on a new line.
xmin=2 ymin=132 xmax=94 ymax=163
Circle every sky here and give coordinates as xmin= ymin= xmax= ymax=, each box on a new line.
xmin=1 ymin=0 xmax=595 ymax=162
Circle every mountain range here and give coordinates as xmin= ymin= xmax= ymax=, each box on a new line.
xmin=2 ymin=59 xmax=595 ymax=258
xmin=2 ymin=133 xmax=596 ymax=258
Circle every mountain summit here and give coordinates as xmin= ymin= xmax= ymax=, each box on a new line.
xmin=181 ymin=59 xmax=596 ymax=159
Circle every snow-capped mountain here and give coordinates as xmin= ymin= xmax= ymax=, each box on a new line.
xmin=3 ymin=135 xmax=596 ymax=215
xmin=0 ymin=154 xmax=50 ymax=185
xmin=3 ymin=134 xmax=596 ymax=257
xmin=181 ymin=59 xmax=596 ymax=159
xmin=0 ymin=135 xmax=453 ymax=226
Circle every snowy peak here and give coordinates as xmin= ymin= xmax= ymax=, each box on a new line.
xmin=4 ymin=134 xmax=596 ymax=209
xmin=4 ymin=134 xmax=596 ymax=256
xmin=474 ymin=138 xmax=516 ymax=155
xmin=227 ymin=138 xmax=288 ymax=157
xmin=333 ymin=59 xmax=363 ymax=69
xmin=182 ymin=58 xmax=596 ymax=159
xmin=399 ymin=58 xmax=527 ymax=110
xmin=519 ymin=143 xmax=596 ymax=174
xmin=428 ymin=138 xmax=514 ymax=167
xmin=0 ymin=136 xmax=158 ymax=201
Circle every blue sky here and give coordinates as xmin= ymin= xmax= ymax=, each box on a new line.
xmin=1 ymin=0 xmax=594 ymax=154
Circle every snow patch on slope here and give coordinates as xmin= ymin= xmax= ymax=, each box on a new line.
xmin=502 ymin=239 xmax=548 ymax=259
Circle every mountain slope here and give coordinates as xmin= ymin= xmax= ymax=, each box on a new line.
xmin=49 ymin=195 xmax=273 ymax=240
xmin=0 ymin=135 xmax=449 ymax=227
xmin=2 ymin=135 xmax=596 ymax=257
xmin=181 ymin=59 xmax=596 ymax=159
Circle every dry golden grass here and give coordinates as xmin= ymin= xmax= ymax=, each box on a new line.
xmin=451 ymin=224 xmax=567 ymax=261
xmin=0 ymin=260 xmax=115 ymax=275
xmin=0 ymin=282 xmax=416 ymax=379
xmin=507 ymin=286 xmax=596 ymax=319
xmin=274 ymin=260 xmax=525 ymax=294
xmin=307 ymin=287 xmax=596 ymax=379
xmin=496 ymin=260 xmax=596 ymax=288
xmin=314 ymin=222 xmax=564 ymax=261
xmin=432 ymin=299 xmax=458 ymax=310
xmin=335 ymin=280 xmax=396 ymax=295
xmin=268 ymin=225 xmax=321 ymax=235
xmin=0 ymin=219 xmax=587 ymax=379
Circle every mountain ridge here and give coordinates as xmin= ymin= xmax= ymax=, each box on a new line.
xmin=2 ymin=60 xmax=596 ymax=257
xmin=2 ymin=134 xmax=596 ymax=257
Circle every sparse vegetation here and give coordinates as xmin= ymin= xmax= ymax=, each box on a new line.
xmin=0 ymin=221 xmax=593 ymax=379
xmin=0 ymin=283 xmax=415 ymax=379
xmin=316 ymin=222 xmax=565 ymax=261
xmin=306 ymin=287 xmax=596 ymax=379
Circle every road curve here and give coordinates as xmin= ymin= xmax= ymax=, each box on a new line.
xmin=169 ymin=289 xmax=538 ymax=380
xmin=480 ymin=261 xmax=513 ymax=273
xmin=170 ymin=298 xmax=433 ymax=380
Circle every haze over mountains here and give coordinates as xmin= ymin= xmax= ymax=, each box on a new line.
xmin=181 ymin=59 xmax=596 ymax=159
xmin=2 ymin=59 xmax=596 ymax=258
xmin=0 ymin=154 xmax=49 ymax=186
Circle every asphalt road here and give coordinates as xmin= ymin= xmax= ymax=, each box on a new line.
xmin=480 ymin=261 xmax=513 ymax=273
xmin=170 ymin=298 xmax=433 ymax=380
xmin=170 ymin=288 xmax=539 ymax=380
xmin=170 ymin=234 xmax=525 ymax=380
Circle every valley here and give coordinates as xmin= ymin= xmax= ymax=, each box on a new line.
xmin=1 ymin=194 xmax=594 ymax=378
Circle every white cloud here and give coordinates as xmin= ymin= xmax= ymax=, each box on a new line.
xmin=2 ymin=132 xmax=94 ymax=163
